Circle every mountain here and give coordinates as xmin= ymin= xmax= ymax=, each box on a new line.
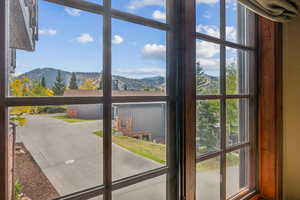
xmin=18 ymin=68 xmax=99 ymax=88
xmin=17 ymin=68 xmax=166 ymax=91
xmin=17 ymin=67 xmax=218 ymax=91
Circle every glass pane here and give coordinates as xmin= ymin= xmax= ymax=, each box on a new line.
xmin=196 ymin=0 xmax=220 ymax=38
xmin=226 ymin=99 xmax=249 ymax=146
xmin=112 ymin=0 xmax=166 ymax=23
xmin=226 ymin=47 xmax=252 ymax=95
xmin=196 ymin=100 xmax=220 ymax=156
xmin=109 ymin=102 xmax=166 ymax=180
xmin=225 ymin=0 xmax=255 ymax=46
xmin=196 ymin=156 xmax=221 ymax=200
xmin=196 ymin=40 xmax=220 ymax=95
xmin=112 ymin=19 xmax=166 ymax=96
xmin=10 ymin=2 xmax=103 ymax=97
xmin=112 ymin=175 xmax=166 ymax=200
xmin=226 ymin=148 xmax=250 ymax=197
xmin=11 ymin=104 xmax=103 ymax=199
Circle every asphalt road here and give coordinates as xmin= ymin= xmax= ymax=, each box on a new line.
xmin=16 ymin=114 xmax=239 ymax=200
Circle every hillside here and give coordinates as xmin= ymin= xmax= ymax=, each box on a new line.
xmin=17 ymin=67 xmax=218 ymax=91
xmin=17 ymin=68 xmax=165 ymax=91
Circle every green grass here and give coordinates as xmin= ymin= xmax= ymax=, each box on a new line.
xmin=196 ymin=152 xmax=240 ymax=172
xmin=93 ymin=130 xmax=166 ymax=164
xmin=197 ymin=157 xmax=220 ymax=172
xmin=53 ymin=115 xmax=92 ymax=123
xmin=93 ymin=130 xmax=239 ymax=171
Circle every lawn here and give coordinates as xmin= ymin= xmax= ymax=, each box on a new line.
xmin=196 ymin=152 xmax=240 ymax=172
xmin=93 ymin=130 xmax=239 ymax=171
xmin=53 ymin=115 xmax=92 ymax=123
xmin=93 ymin=130 xmax=166 ymax=164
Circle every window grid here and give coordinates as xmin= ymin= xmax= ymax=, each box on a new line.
xmin=2 ymin=0 xmax=178 ymax=200
xmin=0 ymin=0 xmax=257 ymax=199
xmin=195 ymin=0 xmax=257 ymax=199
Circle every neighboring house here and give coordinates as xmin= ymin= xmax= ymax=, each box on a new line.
xmin=10 ymin=0 xmax=38 ymax=51
xmin=9 ymin=0 xmax=38 ymax=73
xmin=64 ymin=90 xmax=166 ymax=143
xmin=113 ymin=102 xmax=166 ymax=143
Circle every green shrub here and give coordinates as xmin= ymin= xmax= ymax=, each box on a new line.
xmin=38 ymin=106 xmax=66 ymax=114
xmin=14 ymin=179 xmax=23 ymax=200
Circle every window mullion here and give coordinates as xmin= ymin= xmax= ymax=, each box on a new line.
xmin=0 ymin=0 xmax=9 ymax=199
xmin=166 ymin=0 xmax=179 ymax=199
xmin=103 ymin=0 xmax=112 ymax=199
xmin=220 ymin=45 xmax=227 ymax=200
xmin=180 ymin=0 xmax=196 ymax=199
xmin=220 ymin=0 xmax=227 ymax=199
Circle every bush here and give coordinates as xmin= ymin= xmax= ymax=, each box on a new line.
xmin=14 ymin=179 xmax=23 ymax=200
xmin=38 ymin=106 xmax=66 ymax=114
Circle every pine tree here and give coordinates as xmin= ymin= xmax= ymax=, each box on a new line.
xmin=196 ymin=62 xmax=220 ymax=153
xmin=195 ymin=61 xmax=239 ymax=154
xmin=69 ymin=72 xmax=78 ymax=89
xmin=196 ymin=62 xmax=207 ymax=93
xmin=52 ymin=71 xmax=66 ymax=96
xmin=41 ymin=76 xmax=46 ymax=88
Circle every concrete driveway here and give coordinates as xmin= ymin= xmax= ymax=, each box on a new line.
xmin=16 ymin=114 xmax=239 ymax=200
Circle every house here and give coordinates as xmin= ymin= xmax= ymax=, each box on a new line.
xmin=8 ymin=0 xmax=38 ymax=73
xmin=64 ymin=90 xmax=166 ymax=143
xmin=10 ymin=0 xmax=38 ymax=51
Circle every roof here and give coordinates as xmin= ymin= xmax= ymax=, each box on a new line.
xmin=10 ymin=0 xmax=38 ymax=51
xmin=63 ymin=90 xmax=165 ymax=97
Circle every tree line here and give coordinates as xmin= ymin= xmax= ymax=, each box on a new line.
xmin=10 ymin=71 xmax=105 ymax=97
xmin=196 ymin=61 xmax=240 ymax=154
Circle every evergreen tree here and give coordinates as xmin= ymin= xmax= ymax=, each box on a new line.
xmin=52 ymin=71 xmax=66 ymax=96
xmin=41 ymin=76 xmax=46 ymax=88
xmin=196 ymin=63 xmax=220 ymax=153
xmin=195 ymin=61 xmax=239 ymax=154
xmin=226 ymin=63 xmax=239 ymax=136
xmin=69 ymin=72 xmax=78 ymax=89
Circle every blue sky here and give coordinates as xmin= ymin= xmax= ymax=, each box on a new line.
xmin=16 ymin=0 xmax=240 ymax=78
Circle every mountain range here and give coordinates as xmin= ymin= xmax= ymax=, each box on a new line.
xmin=17 ymin=67 xmax=218 ymax=91
xmin=17 ymin=68 xmax=165 ymax=91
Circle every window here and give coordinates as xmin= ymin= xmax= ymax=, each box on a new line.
xmin=4 ymin=0 xmax=176 ymax=199
xmin=195 ymin=0 xmax=257 ymax=199
xmin=0 ymin=0 xmax=260 ymax=200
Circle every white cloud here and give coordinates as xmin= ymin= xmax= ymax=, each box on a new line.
xmin=197 ymin=58 xmax=220 ymax=73
xmin=196 ymin=41 xmax=220 ymax=74
xmin=128 ymin=0 xmax=165 ymax=10
xmin=75 ymin=33 xmax=94 ymax=43
xmin=196 ymin=40 xmax=219 ymax=59
xmin=196 ymin=0 xmax=218 ymax=4
xmin=196 ymin=24 xmax=219 ymax=38
xmin=152 ymin=10 xmax=166 ymax=21
xmin=113 ymin=67 xmax=165 ymax=78
xmin=39 ymin=29 xmax=57 ymax=35
xmin=112 ymin=35 xmax=124 ymax=44
xmin=196 ymin=24 xmax=237 ymax=42
xmin=225 ymin=26 xmax=237 ymax=42
xmin=226 ymin=0 xmax=237 ymax=10
xmin=65 ymin=8 xmax=82 ymax=16
xmin=142 ymin=44 xmax=166 ymax=60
